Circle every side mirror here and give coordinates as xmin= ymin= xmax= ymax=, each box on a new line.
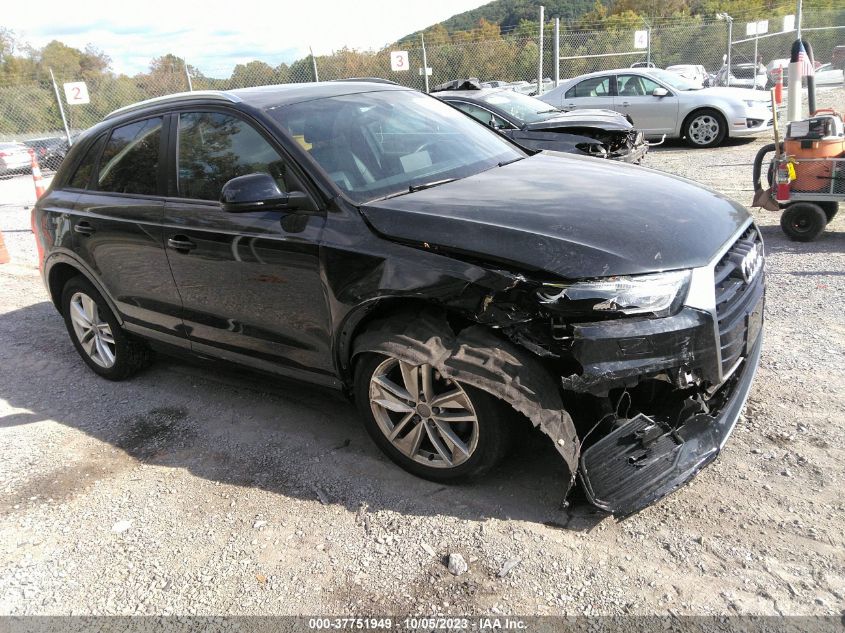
xmin=652 ymin=87 xmax=669 ymax=97
xmin=220 ymin=173 xmax=312 ymax=213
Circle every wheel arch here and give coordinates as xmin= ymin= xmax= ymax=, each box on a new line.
xmin=334 ymin=297 xmax=472 ymax=387
xmin=45 ymin=255 xmax=123 ymax=324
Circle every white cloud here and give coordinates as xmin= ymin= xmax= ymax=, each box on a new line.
xmin=6 ymin=0 xmax=488 ymax=76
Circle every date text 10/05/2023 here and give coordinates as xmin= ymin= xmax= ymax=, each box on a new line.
xmin=308 ymin=617 xmax=528 ymax=630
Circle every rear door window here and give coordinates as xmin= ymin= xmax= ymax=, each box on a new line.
xmin=565 ymin=76 xmax=613 ymax=99
xmin=96 ymin=118 xmax=163 ymax=195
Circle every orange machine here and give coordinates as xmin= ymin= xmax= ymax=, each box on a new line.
xmin=783 ymin=110 xmax=845 ymax=192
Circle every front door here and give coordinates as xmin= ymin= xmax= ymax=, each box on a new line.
xmin=162 ymin=110 xmax=334 ymax=382
xmin=613 ymin=74 xmax=679 ymax=135
xmin=70 ymin=116 xmax=186 ymax=344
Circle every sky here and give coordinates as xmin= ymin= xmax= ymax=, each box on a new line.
xmin=5 ymin=0 xmax=489 ymax=76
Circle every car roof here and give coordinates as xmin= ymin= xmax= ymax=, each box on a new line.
xmin=430 ymin=88 xmax=507 ymax=99
xmin=105 ymin=81 xmax=412 ymax=120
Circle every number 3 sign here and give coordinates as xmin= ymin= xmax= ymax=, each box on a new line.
xmin=63 ymin=82 xmax=91 ymax=105
xmin=390 ymin=51 xmax=409 ymax=72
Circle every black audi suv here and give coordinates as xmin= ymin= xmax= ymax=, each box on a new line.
xmin=32 ymin=81 xmax=765 ymax=515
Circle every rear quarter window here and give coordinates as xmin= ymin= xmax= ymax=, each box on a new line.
xmin=67 ymin=135 xmax=106 ymax=189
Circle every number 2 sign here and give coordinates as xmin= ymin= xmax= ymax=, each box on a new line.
xmin=63 ymin=82 xmax=90 ymax=105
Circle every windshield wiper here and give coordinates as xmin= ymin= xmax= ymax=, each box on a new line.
xmin=498 ymin=157 xmax=524 ymax=168
xmin=407 ymin=178 xmax=458 ymax=193
xmin=536 ymin=109 xmax=560 ymax=114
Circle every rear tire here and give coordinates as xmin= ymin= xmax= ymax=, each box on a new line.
xmin=354 ymin=350 xmax=513 ymax=482
xmin=683 ymin=108 xmax=727 ymax=148
xmin=61 ymin=276 xmax=154 ymax=380
xmin=780 ymin=203 xmax=828 ymax=242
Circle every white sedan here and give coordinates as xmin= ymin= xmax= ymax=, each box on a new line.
xmin=539 ymin=68 xmax=774 ymax=147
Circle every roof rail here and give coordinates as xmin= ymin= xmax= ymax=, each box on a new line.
xmin=105 ymin=91 xmax=242 ymax=120
xmin=333 ymin=77 xmax=399 ymax=85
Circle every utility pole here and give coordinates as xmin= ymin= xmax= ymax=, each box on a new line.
xmin=717 ymin=13 xmax=734 ymax=86
xmin=49 ymin=68 xmax=72 ymax=146
xmin=184 ymin=61 xmax=193 ymax=91
xmin=537 ymin=5 xmax=545 ymax=95
xmin=310 ymin=47 xmax=319 ymax=82
xmin=421 ymin=33 xmax=429 ymax=93
xmin=796 ymin=0 xmax=803 ymax=39
xmin=553 ymin=18 xmax=560 ymax=87
xmin=642 ymin=17 xmax=652 ymax=66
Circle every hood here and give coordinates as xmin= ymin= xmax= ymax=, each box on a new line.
xmin=697 ymin=86 xmax=768 ymax=101
xmin=360 ymin=152 xmax=749 ymax=279
xmin=525 ymin=109 xmax=633 ymax=132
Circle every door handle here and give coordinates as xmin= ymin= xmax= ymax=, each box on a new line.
xmin=167 ymin=236 xmax=196 ymax=252
xmin=622 ymin=101 xmax=631 ymax=107
xmin=73 ymin=222 xmax=95 ymax=236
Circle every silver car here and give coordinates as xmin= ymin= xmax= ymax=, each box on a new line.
xmin=0 ymin=142 xmax=32 ymax=176
xmin=539 ymin=68 xmax=773 ymax=147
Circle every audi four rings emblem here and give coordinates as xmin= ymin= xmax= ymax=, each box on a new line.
xmin=741 ymin=243 xmax=763 ymax=283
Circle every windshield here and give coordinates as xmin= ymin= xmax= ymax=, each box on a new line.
xmin=267 ymin=89 xmax=523 ymax=204
xmin=646 ymin=69 xmax=701 ymax=91
xmin=479 ymin=90 xmax=560 ymax=123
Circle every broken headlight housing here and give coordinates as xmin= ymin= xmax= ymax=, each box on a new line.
xmin=537 ymin=270 xmax=691 ymax=318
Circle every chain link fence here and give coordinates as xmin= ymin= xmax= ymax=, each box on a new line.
xmin=1 ymin=6 xmax=843 ymax=150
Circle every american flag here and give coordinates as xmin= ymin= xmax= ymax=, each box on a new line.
xmin=797 ymin=41 xmax=815 ymax=77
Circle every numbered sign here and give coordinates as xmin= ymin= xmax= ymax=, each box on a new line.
xmin=63 ymin=82 xmax=90 ymax=105
xmin=634 ymin=30 xmax=648 ymax=50
xmin=783 ymin=14 xmax=795 ymax=32
xmin=390 ymin=51 xmax=409 ymax=72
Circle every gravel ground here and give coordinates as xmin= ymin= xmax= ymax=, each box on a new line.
xmin=0 ymin=90 xmax=843 ymax=618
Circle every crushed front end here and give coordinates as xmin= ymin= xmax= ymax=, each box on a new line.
xmin=489 ymin=223 xmax=765 ymax=515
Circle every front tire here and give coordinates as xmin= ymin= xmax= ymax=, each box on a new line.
xmin=61 ymin=276 xmax=153 ymax=380
xmin=354 ymin=351 xmax=513 ymax=482
xmin=683 ymin=108 xmax=727 ymax=148
xmin=780 ymin=203 xmax=828 ymax=242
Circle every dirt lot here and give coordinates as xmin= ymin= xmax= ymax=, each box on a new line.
xmin=1 ymin=90 xmax=843 ymax=618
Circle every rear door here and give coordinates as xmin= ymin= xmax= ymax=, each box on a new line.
xmin=70 ymin=115 xmax=186 ymax=345
xmin=613 ymin=74 xmax=679 ymax=135
xmin=558 ymin=75 xmax=615 ymax=112
xmin=162 ymin=109 xmax=333 ymax=381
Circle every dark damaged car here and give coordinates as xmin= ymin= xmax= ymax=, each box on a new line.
xmin=432 ymin=80 xmax=648 ymax=163
xmin=33 ymin=82 xmax=764 ymax=515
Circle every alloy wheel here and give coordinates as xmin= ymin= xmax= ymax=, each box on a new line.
xmin=688 ymin=114 xmax=721 ymax=145
xmin=368 ymin=358 xmax=479 ymax=468
xmin=68 ymin=291 xmax=116 ymax=368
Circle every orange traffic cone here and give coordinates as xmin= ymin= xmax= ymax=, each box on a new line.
xmin=774 ymin=69 xmax=783 ymax=105
xmin=29 ymin=149 xmax=46 ymax=199
xmin=0 ymin=231 xmax=9 ymax=264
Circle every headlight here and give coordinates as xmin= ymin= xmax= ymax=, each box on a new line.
xmin=537 ymin=270 xmax=691 ymax=318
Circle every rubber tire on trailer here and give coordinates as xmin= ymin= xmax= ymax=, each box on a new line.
xmin=683 ymin=108 xmax=727 ymax=148
xmin=354 ymin=351 xmax=514 ymax=482
xmin=61 ymin=276 xmax=154 ymax=380
xmin=780 ymin=203 xmax=828 ymax=242
xmin=819 ymin=201 xmax=839 ymax=222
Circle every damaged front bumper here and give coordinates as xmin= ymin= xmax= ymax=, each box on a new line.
xmin=579 ymin=328 xmax=762 ymax=516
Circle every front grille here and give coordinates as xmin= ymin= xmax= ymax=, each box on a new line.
xmin=713 ymin=226 xmax=765 ymax=376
